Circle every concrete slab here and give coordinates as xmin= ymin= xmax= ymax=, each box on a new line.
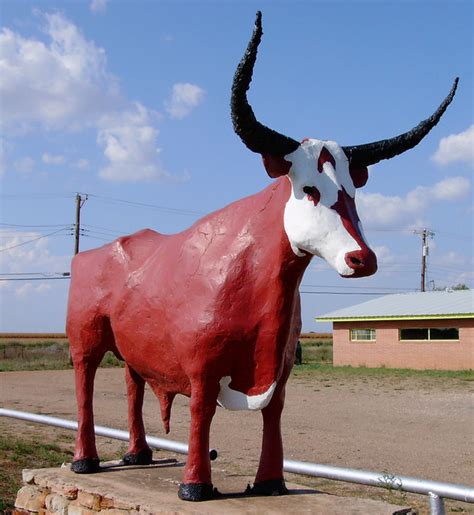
xmin=22 ymin=458 xmax=412 ymax=514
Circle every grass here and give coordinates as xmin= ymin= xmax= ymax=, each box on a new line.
xmin=0 ymin=434 xmax=73 ymax=511
xmin=294 ymin=337 xmax=473 ymax=380
xmin=298 ymin=338 xmax=333 ymax=364
xmin=292 ymin=362 xmax=474 ymax=380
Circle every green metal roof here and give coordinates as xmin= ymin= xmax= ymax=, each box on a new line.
xmin=316 ymin=290 xmax=474 ymax=322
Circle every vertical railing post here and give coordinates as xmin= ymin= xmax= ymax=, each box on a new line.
xmin=429 ymin=492 xmax=445 ymax=515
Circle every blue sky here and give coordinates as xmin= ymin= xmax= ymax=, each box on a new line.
xmin=1 ymin=0 xmax=473 ymax=333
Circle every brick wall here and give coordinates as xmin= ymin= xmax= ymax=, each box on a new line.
xmin=333 ymin=318 xmax=474 ymax=370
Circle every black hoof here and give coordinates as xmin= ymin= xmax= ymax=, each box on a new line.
xmin=71 ymin=458 xmax=100 ymax=474
xmin=123 ymin=448 xmax=153 ymax=465
xmin=247 ymin=478 xmax=289 ymax=496
xmin=178 ymin=482 xmax=215 ymax=502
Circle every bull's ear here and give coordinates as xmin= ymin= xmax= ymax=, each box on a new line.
xmin=262 ymin=154 xmax=292 ymax=178
xmin=349 ymin=165 xmax=369 ymax=188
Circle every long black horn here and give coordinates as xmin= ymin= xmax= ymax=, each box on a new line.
xmin=231 ymin=11 xmax=300 ymax=156
xmin=342 ymin=78 xmax=459 ymax=167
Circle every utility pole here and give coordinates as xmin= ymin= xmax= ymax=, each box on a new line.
xmin=74 ymin=193 xmax=88 ymax=255
xmin=414 ymin=228 xmax=434 ymax=292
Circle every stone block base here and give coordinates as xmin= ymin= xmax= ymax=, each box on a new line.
xmin=14 ymin=458 xmax=411 ymax=514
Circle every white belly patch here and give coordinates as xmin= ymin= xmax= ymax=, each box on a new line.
xmin=217 ymin=376 xmax=277 ymax=411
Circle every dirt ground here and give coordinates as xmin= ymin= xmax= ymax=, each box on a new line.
xmin=1 ymin=368 xmax=473 ymax=511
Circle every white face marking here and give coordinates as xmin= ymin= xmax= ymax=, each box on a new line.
xmin=217 ymin=376 xmax=276 ymax=410
xmin=283 ymin=139 xmax=364 ymax=276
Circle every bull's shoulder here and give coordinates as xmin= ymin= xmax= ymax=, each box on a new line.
xmin=113 ymin=229 xmax=163 ymax=266
xmin=72 ymin=228 xmax=162 ymax=272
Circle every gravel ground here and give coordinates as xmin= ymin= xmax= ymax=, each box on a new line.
xmin=1 ymin=368 xmax=473 ymax=511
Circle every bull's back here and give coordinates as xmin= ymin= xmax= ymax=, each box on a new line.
xmin=67 ymin=229 xmax=164 ymax=332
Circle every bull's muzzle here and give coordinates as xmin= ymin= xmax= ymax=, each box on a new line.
xmin=343 ymin=248 xmax=378 ymax=278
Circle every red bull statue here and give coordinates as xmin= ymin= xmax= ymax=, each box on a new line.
xmin=66 ymin=11 xmax=457 ymax=501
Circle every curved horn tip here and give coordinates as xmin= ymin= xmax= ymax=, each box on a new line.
xmin=451 ymin=77 xmax=459 ymax=95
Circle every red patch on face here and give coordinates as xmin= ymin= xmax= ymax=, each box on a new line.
xmin=330 ymin=187 xmax=377 ymax=277
xmin=349 ymin=165 xmax=369 ymax=188
xmin=262 ymin=154 xmax=292 ymax=178
xmin=330 ymin=186 xmax=365 ymax=250
xmin=303 ymin=186 xmax=320 ymax=206
xmin=318 ymin=146 xmax=336 ymax=173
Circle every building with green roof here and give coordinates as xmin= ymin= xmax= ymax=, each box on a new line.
xmin=317 ymin=290 xmax=473 ymax=370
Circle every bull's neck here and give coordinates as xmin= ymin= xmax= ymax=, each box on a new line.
xmin=258 ymin=176 xmax=312 ymax=283
xmin=196 ymin=176 xmax=312 ymax=284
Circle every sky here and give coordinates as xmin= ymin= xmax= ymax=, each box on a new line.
xmin=0 ymin=0 xmax=473 ymax=333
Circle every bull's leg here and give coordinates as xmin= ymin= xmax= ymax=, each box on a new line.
xmin=71 ymin=350 xmax=104 ymax=473
xmin=252 ymin=379 xmax=289 ymax=495
xmin=122 ymin=364 xmax=153 ymax=465
xmin=178 ymin=380 xmax=219 ymax=502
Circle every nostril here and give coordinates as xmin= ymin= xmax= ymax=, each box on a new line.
xmin=344 ymin=249 xmax=378 ymax=277
xmin=350 ymin=256 xmax=363 ymax=267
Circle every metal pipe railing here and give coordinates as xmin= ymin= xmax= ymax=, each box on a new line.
xmin=0 ymin=408 xmax=217 ymax=460
xmin=283 ymin=460 xmax=473 ymax=503
xmin=2 ymin=408 xmax=472 ymax=513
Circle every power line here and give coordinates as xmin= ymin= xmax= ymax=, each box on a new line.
xmin=0 ymin=228 xmax=71 ymax=253
xmin=81 ymin=224 xmax=125 ymax=235
xmin=0 ymin=223 xmax=73 ymax=228
xmin=0 ymin=272 xmax=70 ymax=276
xmin=0 ymin=276 xmax=70 ymax=282
xmin=81 ymin=234 xmax=113 ymax=243
xmin=81 ymin=228 xmax=118 ymax=238
xmin=82 ymin=192 xmax=204 ymax=216
xmin=0 ymin=194 xmax=74 ymax=200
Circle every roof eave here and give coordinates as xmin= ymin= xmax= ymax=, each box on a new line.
xmin=316 ymin=313 xmax=474 ymax=322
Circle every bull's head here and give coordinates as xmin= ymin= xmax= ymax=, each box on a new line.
xmin=231 ymin=11 xmax=458 ymax=278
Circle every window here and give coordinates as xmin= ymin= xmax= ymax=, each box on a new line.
xmin=399 ymin=327 xmax=459 ymax=341
xmin=399 ymin=328 xmax=428 ymax=340
xmin=350 ymin=329 xmax=376 ymax=341
xmin=429 ymin=328 xmax=459 ymax=340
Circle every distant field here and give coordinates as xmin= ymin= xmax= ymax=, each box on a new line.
xmin=0 ymin=333 xmax=68 ymax=344
xmin=1 ymin=332 xmax=332 ymax=341
xmin=0 ymin=333 xmax=333 ymax=371
xmin=300 ymin=332 xmax=332 ymax=340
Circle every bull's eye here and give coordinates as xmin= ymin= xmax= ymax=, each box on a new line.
xmin=303 ymin=186 xmax=321 ymax=206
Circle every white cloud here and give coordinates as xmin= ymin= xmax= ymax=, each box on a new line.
xmin=90 ymin=0 xmax=108 ymax=14
xmin=165 ymin=83 xmax=205 ymax=119
xmin=15 ymin=282 xmax=50 ymax=298
xmin=74 ymin=158 xmax=90 ymax=169
xmin=42 ymin=152 xmax=66 ymax=165
xmin=97 ymin=103 xmax=168 ymax=182
xmin=13 ymin=156 xmax=35 ymax=173
xmin=432 ymin=125 xmax=474 ymax=167
xmin=358 ymin=176 xmax=471 ymax=229
xmin=0 ymin=12 xmax=120 ymax=131
xmin=0 ymin=230 xmax=71 ymax=330
xmin=1 ymin=13 xmax=201 ymax=183
xmin=430 ymin=176 xmax=471 ymax=200
xmin=0 ymin=229 xmax=71 ymax=296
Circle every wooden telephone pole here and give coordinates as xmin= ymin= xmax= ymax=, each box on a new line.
xmin=74 ymin=193 xmax=88 ymax=255
xmin=414 ymin=228 xmax=434 ymax=292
